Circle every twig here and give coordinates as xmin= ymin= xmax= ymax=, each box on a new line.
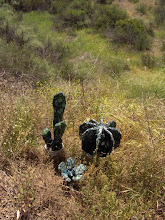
xmin=0 ymin=184 xmax=8 ymax=193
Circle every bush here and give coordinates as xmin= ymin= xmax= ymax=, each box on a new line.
xmin=96 ymin=0 xmax=114 ymax=4
xmin=128 ymin=0 xmax=139 ymax=3
xmin=136 ymin=3 xmax=148 ymax=15
xmin=162 ymin=51 xmax=165 ymax=63
xmin=60 ymin=59 xmax=74 ymax=80
xmin=113 ymin=18 xmax=152 ymax=50
xmin=93 ymin=4 xmax=128 ymax=30
xmin=161 ymin=40 xmax=165 ymax=51
xmin=0 ymin=4 xmax=26 ymax=46
xmin=154 ymin=0 xmax=165 ymax=25
xmin=6 ymin=0 xmax=52 ymax=11
xmin=145 ymin=21 xmax=154 ymax=37
xmin=141 ymin=52 xmax=156 ymax=68
xmin=52 ymin=41 xmax=71 ymax=63
xmin=62 ymin=0 xmax=93 ymax=28
xmin=104 ymin=58 xmax=130 ymax=76
xmin=51 ymin=0 xmax=72 ymax=14
xmin=0 ymin=0 xmax=5 ymax=6
xmin=0 ymin=39 xmax=49 ymax=83
xmin=51 ymin=0 xmax=93 ymax=29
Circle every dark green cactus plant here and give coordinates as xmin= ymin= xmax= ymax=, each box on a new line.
xmin=79 ymin=117 xmax=122 ymax=157
xmin=42 ymin=93 xmax=66 ymax=153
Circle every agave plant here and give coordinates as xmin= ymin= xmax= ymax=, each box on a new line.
xmin=58 ymin=157 xmax=86 ymax=182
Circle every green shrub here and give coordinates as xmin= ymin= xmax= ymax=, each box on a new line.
xmin=93 ymin=4 xmax=128 ymax=30
xmin=154 ymin=0 xmax=165 ymax=25
xmin=114 ymin=18 xmax=151 ymax=50
xmin=0 ymin=39 xmax=50 ymax=83
xmin=136 ymin=3 xmax=148 ymax=15
xmin=96 ymin=0 xmax=114 ymax=4
xmin=128 ymin=0 xmax=139 ymax=3
xmin=60 ymin=59 xmax=74 ymax=80
xmin=52 ymin=0 xmax=93 ymax=29
xmin=8 ymin=0 xmax=51 ymax=11
xmin=0 ymin=0 xmax=5 ymax=6
xmin=62 ymin=0 xmax=93 ymax=28
xmin=52 ymin=41 xmax=71 ymax=63
xmin=141 ymin=52 xmax=156 ymax=68
xmin=0 ymin=4 xmax=27 ymax=46
xmin=161 ymin=51 xmax=165 ymax=63
xmin=145 ymin=21 xmax=155 ymax=37
xmin=104 ymin=58 xmax=130 ymax=76
xmin=37 ymin=38 xmax=71 ymax=63
xmin=51 ymin=0 xmax=71 ymax=14
xmin=161 ymin=40 xmax=165 ymax=51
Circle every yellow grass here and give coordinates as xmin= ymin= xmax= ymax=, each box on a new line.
xmin=0 ymin=75 xmax=164 ymax=219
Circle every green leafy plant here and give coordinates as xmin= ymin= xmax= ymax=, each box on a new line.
xmin=8 ymin=0 xmax=51 ymax=11
xmin=154 ymin=0 xmax=165 ymax=25
xmin=141 ymin=52 xmax=156 ymax=68
xmin=62 ymin=0 xmax=93 ymax=28
xmin=93 ymin=4 xmax=128 ymax=30
xmin=104 ymin=58 xmax=130 ymax=76
xmin=114 ymin=18 xmax=152 ymax=50
xmin=161 ymin=40 xmax=165 ymax=51
xmin=128 ymin=0 xmax=139 ymax=3
xmin=136 ymin=3 xmax=148 ymax=15
xmin=96 ymin=0 xmax=114 ymax=4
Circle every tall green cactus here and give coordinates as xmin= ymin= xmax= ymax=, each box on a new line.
xmin=42 ymin=93 xmax=66 ymax=152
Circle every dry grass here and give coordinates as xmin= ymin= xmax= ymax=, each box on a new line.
xmin=0 ymin=160 xmax=86 ymax=220
xmin=115 ymin=0 xmax=155 ymax=18
xmin=0 ymin=74 xmax=164 ymax=219
xmin=0 ymin=1 xmax=164 ymax=219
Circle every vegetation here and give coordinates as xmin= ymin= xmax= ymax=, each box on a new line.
xmin=136 ymin=2 xmax=148 ymax=15
xmin=129 ymin=0 xmax=139 ymax=3
xmin=0 ymin=1 xmax=165 ymax=219
xmin=154 ymin=0 xmax=165 ymax=26
xmin=114 ymin=18 xmax=151 ymax=50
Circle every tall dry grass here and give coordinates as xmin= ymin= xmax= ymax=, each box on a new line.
xmin=0 ymin=76 xmax=164 ymax=219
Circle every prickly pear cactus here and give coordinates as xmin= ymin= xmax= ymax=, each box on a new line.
xmin=42 ymin=93 xmax=66 ymax=152
xmin=79 ymin=117 xmax=122 ymax=157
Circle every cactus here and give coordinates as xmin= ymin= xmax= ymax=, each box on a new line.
xmin=79 ymin=117 xmax=122 ymax=157
xmin=42 ymin=93 xmax=66 ymax=153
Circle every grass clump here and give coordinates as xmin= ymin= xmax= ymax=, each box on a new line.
xmin=141 ymin=52 xmax=156 ymax=69
xmin=120 ymin=69 xmax=165 ymax=98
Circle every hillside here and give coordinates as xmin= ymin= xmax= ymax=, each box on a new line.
xmin=0 ymin=0 xmax=165 ymax=219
